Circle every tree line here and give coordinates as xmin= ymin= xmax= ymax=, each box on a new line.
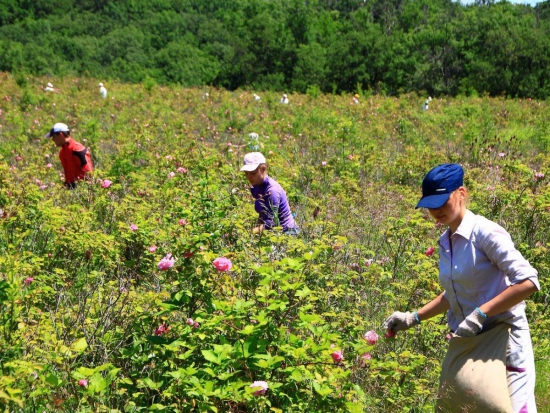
xmin=1 ymin=0 xmax=550 ymax=98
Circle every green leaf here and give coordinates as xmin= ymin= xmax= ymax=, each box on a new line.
xmin=90 ymin=376 xmax=109 ymax=393
xmin=201 ymin=350 xmax=221 ymax=365
xmin=312 ymin=381 xmax=332 ymax=396
xmin=290 ymin=368 xmax=303 ymax=381
xmin=70 ymin=338 xmax=88 ymax=354
xmin=239 ymin=325 xmax=255 ymax=335
xmin=299 ymin=312 xmax=322 ymax=324
xmin=45 ymin=373 xmax=62 ymax=387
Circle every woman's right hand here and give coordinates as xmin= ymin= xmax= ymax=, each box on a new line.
xmin=383 ymin=311 xmax=419 ymax=333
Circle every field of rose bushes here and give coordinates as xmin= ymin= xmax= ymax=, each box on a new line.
xmin=0 ymin=73 xmax=549 ymax=412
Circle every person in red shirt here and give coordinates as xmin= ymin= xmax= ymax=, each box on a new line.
xmin=45 ymin=123 xmax=93 ymax=188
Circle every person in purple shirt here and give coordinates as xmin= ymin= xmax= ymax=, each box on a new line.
xmin=240 ymin=152 xmax=299 ymax=235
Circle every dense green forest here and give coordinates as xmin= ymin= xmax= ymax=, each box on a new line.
xmin=1 ymin=0 xmax=550 ymax=97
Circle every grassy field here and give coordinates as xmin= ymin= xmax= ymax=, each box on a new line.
xmin=0 ymin=73 xmax=548 ymax=411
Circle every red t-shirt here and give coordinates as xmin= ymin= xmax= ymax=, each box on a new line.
xmin=59 ymin=138 xmax=93 ymax=186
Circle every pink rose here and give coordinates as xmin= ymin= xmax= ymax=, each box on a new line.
xmin=23 ymin=277 xmax=34 ymax=285
xmin=46 ymin=163 xmax=53 ymax=168
xmin=331 ymin=350 xmax=343 ymax=363
xmin=148 ymin=245 xmax=157 ymax=253
xmin=425 ymin=247 xmax=435 ymax=257
xmin=363 ymin=330 xmax=379 ymax=345
xmin=177 ymin=167 xmax=188 ymax=174
xmin=178 ymin=219 xmax=188 ymax=226
xmin=250 ymin=380 xmax=268 ymax=396
xmin=213 ymin=257 xmax=232 ymax=272
xmin=101 ymin=179 xmax=112 ymax=188
xmin=186 ymin=318 xmax=194 ymax=326
xmin=321 ymin=161 xmax=327 ymax=166
xmin=361 ymin=353 xmax=372 ymax=365
xmin=78 ymin=379 xmax=88 ymax=387
xmin=154 ymin=324 xmax=170 ymax=336
xmin=129 ymin=224 xmax=138 ymax=232
xmin=385 ymin=329 xmax=396 ymax=339
xmin=158 ymin=254 xmax=176 ymax=270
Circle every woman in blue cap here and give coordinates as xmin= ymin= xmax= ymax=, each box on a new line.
xmin=384 ymin=163 xmax=540 ymax=412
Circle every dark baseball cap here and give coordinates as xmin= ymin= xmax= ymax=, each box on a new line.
xmin=416 ymin=164 xmax=464 ymax=209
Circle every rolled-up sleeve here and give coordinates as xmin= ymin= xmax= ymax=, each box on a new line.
xmin=480 ymin=225 xmax=540 ymax=291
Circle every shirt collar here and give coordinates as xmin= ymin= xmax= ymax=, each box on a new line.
xmin=454 ymin=209 xmax=476 ymax=240
xmin=439 ymin=209 xmax=476 ymax=249
xmin=252 ymin=175 xmax=270 ymax=189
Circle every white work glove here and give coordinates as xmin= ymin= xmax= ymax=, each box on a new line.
xmin=383 ymin=311 xmax=420 ymax=333
xmin=455 ymin=308 xmax=487 ymax=337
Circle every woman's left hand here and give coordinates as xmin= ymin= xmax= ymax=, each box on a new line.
xmin=455 ymin=308 xmax=487 ymax=337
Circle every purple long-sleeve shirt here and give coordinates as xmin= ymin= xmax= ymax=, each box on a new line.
xmin=250 ymin=176 xmax=297 ymax=231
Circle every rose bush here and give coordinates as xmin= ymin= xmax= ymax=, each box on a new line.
xmin=0 ymin=76 xmax=548 ymax=412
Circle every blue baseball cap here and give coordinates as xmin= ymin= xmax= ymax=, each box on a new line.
xmin=416 ymin=164 xmax=464 ymax=209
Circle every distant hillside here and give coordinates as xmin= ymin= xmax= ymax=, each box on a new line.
xmin=1 ymin=0 xmax=550 ymax=97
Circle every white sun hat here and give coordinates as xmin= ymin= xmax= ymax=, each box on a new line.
xmin=240 ymin=152 xmax=267 ymax=171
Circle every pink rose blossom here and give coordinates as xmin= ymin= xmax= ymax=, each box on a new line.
xmin=361 ymin=353 xmax=372 ymax=365
xmin=534 ymin=172 xmax=544 ymax=180
xmin=331 ymin=350 xmax=344 ymax=363
xmin=154 ymin=324 xmax=170 ymax=336
xmin=158 ymin=254 xmax=176 ymax=270
xmin=377 ymin=257 xmax=390 ymax=265
xmin=101 ymin=179 xmax=112 ymax=188
xmin=193 ymin=321 xmax=199 ymax=329
xmin=39 ymin=185 xmax=48 ymax=190
xmin=321 ymin=161 xmax=327 ymax=166
xmin=363 ymin=330 xmax=379 ymax=345
xmin=23 ymin=277 xmax=34 ymax=285
xmin=349 ymin=263 xmax=361 ymax=271
xmin=213 ymin=257 xmax=232 ymax=272
xmin=178 ymin=219 xmax=188 ymax=226
xmin=129 ymin=224 xmax=138 ymax=232
xmin=46 ymin=163 xmax=52 ymax=168
xmin=186 ymin=318 xmax=194 ymax=326
xmin=78 ymin=379 xmax=88 ymax=387
xmin=425 ymin=247 xmax=435 ymax=257
xmin=168 ymin=171 xmax=175 ymax=178
xmin=177 ymin=167 xmax=188 ymax=173
xmin=250 ymin=380 xmax=268 ymax=396
xmin=148 ymin=245 xmax=157 ymax=253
